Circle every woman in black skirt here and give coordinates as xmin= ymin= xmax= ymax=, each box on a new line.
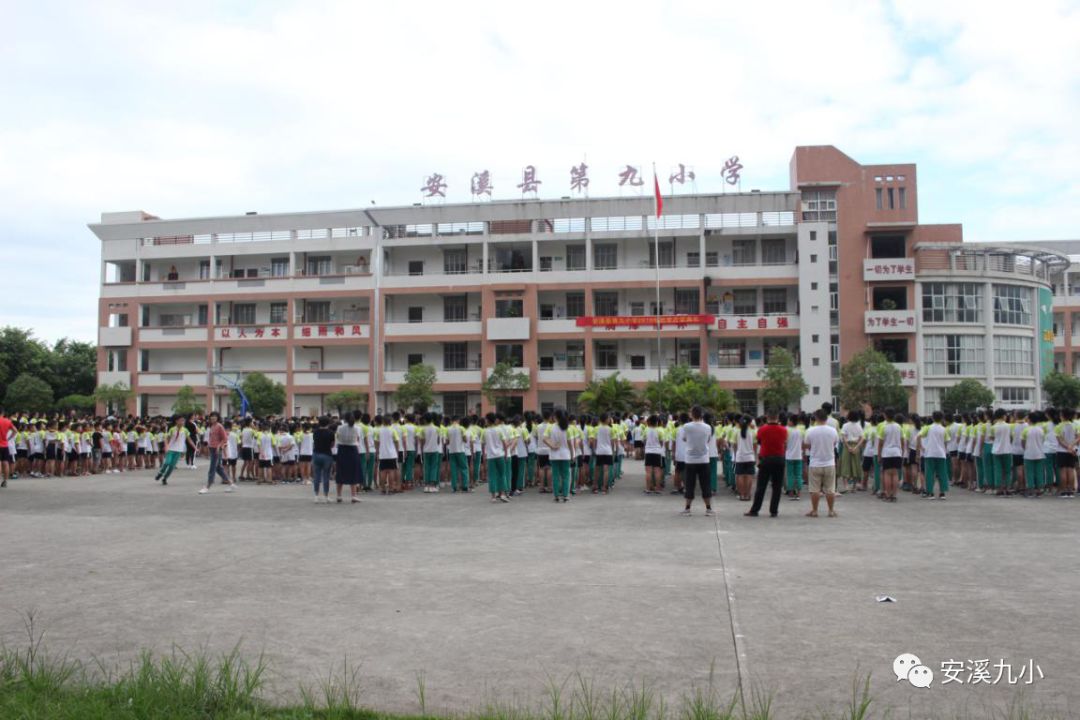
xmin=334 ymin=413 xmax=362 ymax=504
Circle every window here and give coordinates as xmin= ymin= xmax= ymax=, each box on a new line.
xmin=762 ymin=288 xmax=788 ymax=315
xmin=870 ymin=235 xmax=906 ymax=258
xmin=540 ymin=304 xmax=555 ymax=320
xmin=443 ymin=392 xmax=468 ymax=417
xmin=595 ymin=342 xmax=618 ymax=369
xmin=899 ymin=187 xmax=907 ymax=210
xmin=630 ymin=355 xmax=646 ymax=370
xmin=810 ymin=254 xmax=818 ymax=263
xmin=677 ymin=339 xmax=700 ymax=367
xmin=199 ymin=260 xmax=211 ymax=280
xmin=593 ymin=243 xmax=617 ymax=270
xmin=686 ymin=251 xmax=700 ymax=268
xmin=706 ymin=251 xmax=719 ymax=267
xmin=407 ymin=353 xmax=424 ymax=367
xmin=761 ymin=238 xmax=786 ymax=265
xmin=812 ymin=334 xmax=820 ymax=343
xmin=566 ymin=341 xmax=584 ymax=369
xmin=408 ymin=260 xmax=425 ymax=276
xmin=630 ymin=302 xmax=645 ymax=316
xmin=648 ymin=241 xmax=674 ymax=268
xmin=876 ymin=188 xmax=883 ymax=210
xmin=495 ymin=344 xmax=524 ymax=367
xmin=540 ymin=356 xmax=554 ymax=370
xmin=307 ymin=256 xmax=331 ymax=276
xmin=197 ymin=305 xmax=208 ymax=326
xmin=594 ymin=291 xmax=618 ymax=316
xmin=922 ymin=283 xmax=982 ymax=323
xmin=732 ymin=289 xmax=756 ymax=315
xmin=443 ymin=295 xmax=467 ymax=322
xmin=300 ymin=301 xmax=328 ymax=323
xmin=407 ymin=306 xmax=423 ymax=324
xmin=233 ymin=303 xmax=256 ymax=325
xmin=271 ymin=257 xmax=289 ymax=277
xmin=734 ymin=389 xmax=758 ymax=415
xmin=996 ymin=387 xmax=1032 ymax=405
xmin=495 ymin=299 xmax=523 ymax=318
xmin=993 ymin=285 xmax=1032 ymax=325
xmin=923 ymin=387 xmax=942 ymax=413
xmin=443 ymin=248 xmax=467 ymax=274
xmin=566 ymin=245 xmax=586 ymax=271
xmin=539 ymin=256 xmax=553 ymax=272
xmin=994 ymin=336 xmax=1033 ymax=377
xmin=810 ymin=231 xmax=817 ymax=241
xmin=923 ymin=335 xmax=984 ymax=376
xmin=811 ymin=282 xmax=818 ymax=290
xmin=715 ymin=341 xmax=746 ymax=368
xmin=443 ymin=342 xmax=468 ymax=371
xmin=731 ymin=239 xmax=755 ymax=266
xmin=887 ymin=188 xmax=895 ymax=210
xmin=675 ymin=288 xmax=699 ymax=314
xmin=269 ymin=302 xmax=287 ymax=324
xmin=801 ymin=190 xmax=837 ymax=221
xmin=874 ymin=338 xmax=909 ymax=363
xmin=872 ymin=286 xmax=907 ymax=310
xmin=566 ymin=292 xmax=585 ymax=318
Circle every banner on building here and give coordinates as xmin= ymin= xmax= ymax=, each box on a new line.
xmin=575 ymin=314 xmax=714 ymax=328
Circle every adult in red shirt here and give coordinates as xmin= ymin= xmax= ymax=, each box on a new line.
xmin=746 ymin=410 xmax=788 ymax=518
xmin=0 ymin=407 xmax=14 ymax=488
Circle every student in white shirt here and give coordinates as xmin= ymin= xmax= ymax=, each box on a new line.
xmin=154 ymin=416 xmax=196 ymax=486
xmin=921 ymin=411 xmax=949 ymax=499
xmin=877 ymin=408 xmax=906 ymax=503
xmin=733 ymin=416 xmax=757 ymax=502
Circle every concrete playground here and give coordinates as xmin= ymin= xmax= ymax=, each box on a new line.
xmin=0 ymin=463 xmax=1077 ymax=718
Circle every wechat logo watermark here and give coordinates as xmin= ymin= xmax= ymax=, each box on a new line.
xmin=894 ymin=653 xmax=934 ymax=688
xmin=893 ymin=654 xmax=1044 ymax=688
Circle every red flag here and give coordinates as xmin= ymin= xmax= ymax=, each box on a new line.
xmin=653 ymin=173 xmax=663 ymax=217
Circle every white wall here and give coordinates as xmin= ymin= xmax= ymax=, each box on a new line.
xmin=146 ymin=348 xmax=206 ymax=371
xmin=796 ymin=222 xmax=832 ymax=411
xmin=293 ymin=345 xmax=370 ymax=370
xmin=218 ymin=346 xmax=286 ymax=370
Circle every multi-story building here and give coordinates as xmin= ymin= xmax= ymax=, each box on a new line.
xmin=91 ymin=146 xmax=1068 ymax=417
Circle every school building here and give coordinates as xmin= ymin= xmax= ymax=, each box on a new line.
xmin=91 ymin=145 xmax=1073 ymax=417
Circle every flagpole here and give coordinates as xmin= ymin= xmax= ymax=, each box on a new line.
xmin=653 ymin=164 xmax=662 ymax=393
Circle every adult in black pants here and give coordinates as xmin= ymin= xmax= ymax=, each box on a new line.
xmin=680 ymin=406 xmax=715 ymax=517
xmin=746 ymin=411 xmax=788 ymax=518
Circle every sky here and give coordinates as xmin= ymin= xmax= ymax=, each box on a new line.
xmin=2 ymin=0 xmax=1079 ymax=344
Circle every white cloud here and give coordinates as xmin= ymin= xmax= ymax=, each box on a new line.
xmin=0 ymin=0 xmax=1077 ymax=343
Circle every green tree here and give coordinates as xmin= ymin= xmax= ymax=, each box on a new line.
xmin=837 ymin=347 xmax=908 ymax=412
xmin=394 ymin=363 xmax=437 ymax=413
xmin=481 ymin=360 xmax=531 ymax=411
xmin=47 ymin=339 xmax=97 ymax=399
xmin=172 ymin=385 xmax=205 ymax=415
xmin=643 ymin=365 xmax=736 ymax=415
xmin=0 ymin=328 xmax=50 ymax=400
xmin=4 ymin=373 xmax=54 ymax=413
xmin=94 ymin=382 xmax=133 ymax=414
xmin=578 ymin=373 xmax=639 ymax=415
xmin=234 ymin=372 xmax=286 ymax=417
xmin=324 ymin=389 xmax=367 ymax=414
xmin=940 ymin=378 xmax=996 ymax=414
xmin=1042 ymin=370 xmax=1080 ymax=410
xmin=55 ymin=393 xmax=97 ymax=413
xmin=758 ymin=346 xmax=808 ymax=413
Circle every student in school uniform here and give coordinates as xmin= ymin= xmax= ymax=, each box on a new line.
xmin=877 ymin=409 xmax=906 ymax=503
xmin=484 ymin=413 xmax=511 ymax=503
xmin=155 ymin=416 xmax=196 ymax=486
xmin=921 ymin=411 xmax=949 ymax=500
xmin=1020 ymin=411 xmax=1047 ymax=498
xmin=544 ymin=409 xmax=573 ymax=503
xmin=733 ymin=415 xmax=757 ymax=502
xmin=1055 ymin=408 xmax=1078 ymax=497
xmin=784 ymin=413 xmax=804 ymax=499
xmin=420 ymin=413 xmax=442 ymax=493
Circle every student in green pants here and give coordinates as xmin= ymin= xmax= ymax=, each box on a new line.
xmin=469 ymin=421 xmax=483 ymax=488
xmin=990 ymin=409 xmax=1013 ymax=495
xmin=785 ymin=414 xmax=804 ymax=496
xmin=1020 ymin=412 xmax=1047 ymax=497
xmin=544 ymin=409 xmax=573 ymax=502
xmin=448 ymin=418 xmax=469 ymax=492
xmin=401 ymin=416 xmax=417 ymax=489
xmin=420 ymin=414 xmax=442 ymax=493
xmin=922 ymin=411 xmax=949 ymax=498
xmin=484 ymin=413 xmax=510 ymax=502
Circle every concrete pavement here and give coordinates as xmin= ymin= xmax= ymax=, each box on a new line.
xmin=0 ymin=464 xmax=1076 ymax=717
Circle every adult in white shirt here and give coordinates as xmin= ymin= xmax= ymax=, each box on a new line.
xmin=679 ymin=406 xmax=715 ymax=517
xmin=803 ymin=409 xmax=840 ymax=518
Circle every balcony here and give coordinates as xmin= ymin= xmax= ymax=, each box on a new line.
xmin=486 ymin=317 xmax=531 ymax=340
xmin=864 ymin=258 xmax=915 ymax=281
xmin=864 ymin=310 xmax=917 ymax=334
xmin=593 ymin=367 xmax=660 ymax=383
xmin=137 ymin=371 xmax=208 ymax=388
xmin=711 ymin=262 xmax=799 ymax=282
xmin=383 ymin=321 xmax=482 ymax=338
xmin=101 ymin=272 xmax=373 ymax=299
xmin=537 ymin=369 xmax=586 ymax=383
xmin=708 ymin=366 xmax=764 ymax=383
xmin=537 ymin=319 xmax=581 ymax=334
xmin=99 ymin=326 xmax=132 ymax=346
xmin=294 ymin=323 xmax=370 ymax=340
xmin=214 ymin=324 xmax=290 ymax=342
xmin=97 ymin=370 xmax=131 ymax=387
xmin=383 ymin=369 xmax=483 ymax=385
xmin=292 ymin=370 xmax=370 ymax=387
xmin=139 ymin=326 xmax=209 ymax=342
xmin=715 ymin=314 xmax=800 ymax=332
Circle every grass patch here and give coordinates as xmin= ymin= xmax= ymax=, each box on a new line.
xmin=0 ymin=619 xmax=1064 ymax=719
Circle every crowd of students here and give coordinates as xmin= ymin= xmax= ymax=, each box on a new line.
xmin=1 ymin=403 xmax=1078 ymax=512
